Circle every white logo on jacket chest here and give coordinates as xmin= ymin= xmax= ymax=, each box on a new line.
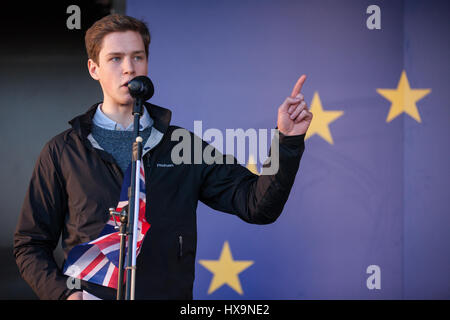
xmin=156 ymin=163 xmax=175 ymax=168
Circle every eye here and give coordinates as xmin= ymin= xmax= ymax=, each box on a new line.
xmin=111 ymin=57 xmax=120 ymax=62
xmin=134 ymin=56 xmax=143 ymax=61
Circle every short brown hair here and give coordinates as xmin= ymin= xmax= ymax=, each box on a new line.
xmin=85 ymin=14 xmax=151 ymax=65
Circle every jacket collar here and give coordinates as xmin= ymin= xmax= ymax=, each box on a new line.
xmin=69 ymin=101 xmax=172 ymax=140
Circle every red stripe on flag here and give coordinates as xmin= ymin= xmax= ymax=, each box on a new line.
xmin=80 ymin=253 xmax=105 ymax=279
xmin=107 ymin=265 xmax=119 ymax=289
xmin=92 ymin=233 xmax=120 ymax=250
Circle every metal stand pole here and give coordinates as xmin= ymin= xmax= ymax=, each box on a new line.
xmin=124 ymin=97 xmax=143 ymax=300
xmin=113 ymin=75 xmax=154 ymax=300
xmin=109 ymin=208 xmax=128 ymax=300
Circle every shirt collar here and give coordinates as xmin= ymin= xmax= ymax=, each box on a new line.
xmin=92 ymin=103 xmax=153 ymax=131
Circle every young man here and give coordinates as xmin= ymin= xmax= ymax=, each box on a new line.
xmin=13 ymin=14 xmax=312 ymax=300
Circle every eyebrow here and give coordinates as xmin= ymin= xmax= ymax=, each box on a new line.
xmin=106 ymin=50 xmax=146 ymax=57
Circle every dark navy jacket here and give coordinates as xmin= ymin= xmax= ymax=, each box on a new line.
xmin=13 ymin=102 xmax=305 ymax=300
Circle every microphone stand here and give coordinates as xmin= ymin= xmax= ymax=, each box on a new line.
xmin=114 ymin=96 xmax=144 ymax=300
xmin=111 ymin=75 xmax=153 ymax=300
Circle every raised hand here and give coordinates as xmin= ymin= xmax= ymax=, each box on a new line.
xmin=277 ymin=75 xmax=313 ymax=136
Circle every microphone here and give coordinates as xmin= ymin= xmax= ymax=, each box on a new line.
xmin=127 ymin=76 xmax=154 ymax=101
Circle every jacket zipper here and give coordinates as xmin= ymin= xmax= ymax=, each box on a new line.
xmin=178 ymin=235 xmax=183 ymax=258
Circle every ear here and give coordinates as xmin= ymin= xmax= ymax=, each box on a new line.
xmin=87 ymin=59 xmax=100 ymax=81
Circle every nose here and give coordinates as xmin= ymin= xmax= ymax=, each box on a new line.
xmin=122 ymin=56 xmax=135 ymax=75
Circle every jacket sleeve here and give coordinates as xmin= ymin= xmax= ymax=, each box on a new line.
xmin=13 ymin=140 xmax=76 ymax=300
xmin=199 ymin=130 xmax=305 ymax=224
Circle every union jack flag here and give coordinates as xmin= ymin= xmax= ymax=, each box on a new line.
xmin=63 ymin=162 xmax=150 ymax=289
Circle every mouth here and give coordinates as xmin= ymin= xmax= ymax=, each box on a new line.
xmin=121 ymin=80 xmax=131 ymax=88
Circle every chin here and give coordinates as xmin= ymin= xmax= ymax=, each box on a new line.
xmin=117 ymin=96 xmax=134 ymax=106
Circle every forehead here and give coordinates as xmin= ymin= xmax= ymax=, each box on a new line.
xmin=99 ymin=31 xmax=145 ymax=56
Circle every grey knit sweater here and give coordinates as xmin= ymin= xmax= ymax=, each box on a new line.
xmin=91 ymin=124 xmax=153 ymax=173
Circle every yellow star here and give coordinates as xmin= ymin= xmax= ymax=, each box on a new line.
xmin=305 ymin=91 xmax=344 ymax=144
xmin=199 ymin=241 xmax=254 ymax=295
xmin=246 ymin=154 xmax=260 ymax=175
xmin=376 ymin=70 xmax=431 ymax=123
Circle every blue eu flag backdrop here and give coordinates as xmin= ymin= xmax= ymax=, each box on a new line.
xmin=128 ymin=0 xmax=450 ymax=299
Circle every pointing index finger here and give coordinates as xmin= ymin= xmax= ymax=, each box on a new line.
xmin=290 ymin=74 xmax=307 ymax=98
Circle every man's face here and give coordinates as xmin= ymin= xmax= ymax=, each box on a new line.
xmin=88 ymin=31 xmax=148 ymax=106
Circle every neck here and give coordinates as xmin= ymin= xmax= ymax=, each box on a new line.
xmin=101 ymin=97 xmax=134 ymax=129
